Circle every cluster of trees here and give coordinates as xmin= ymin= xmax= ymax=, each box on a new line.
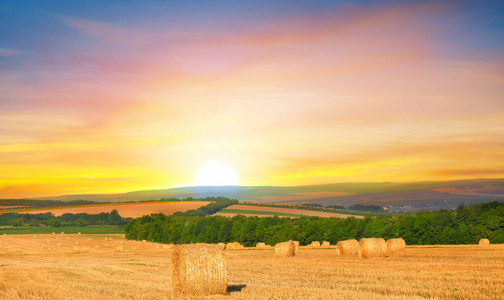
xmin=172 ymin=197 xmax=238 ymax=217
xmin=125 ymin=201 xmax=504 ymax=246
xmin=348 ymin=204 xmax=385 ymax=212
xmin=0 ymin=210 xmax=131 ymax=227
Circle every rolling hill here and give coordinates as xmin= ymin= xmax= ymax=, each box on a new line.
xmin=19 ymin=178 xmax=504 ymax=212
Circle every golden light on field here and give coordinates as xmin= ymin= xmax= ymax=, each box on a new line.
xmin=194 ymin=161 xmax=239 ymax=186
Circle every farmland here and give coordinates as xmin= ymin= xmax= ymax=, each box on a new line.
xmin=5 ymin=201 xmax=210 ymax=218
xmin=215 ymin=204 xmax=365 ymax=219
xmin=0 ymin=234 xmax=503 ymax=299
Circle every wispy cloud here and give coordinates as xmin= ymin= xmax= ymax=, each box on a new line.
xmin=0 ymin=48 xmax=24 ymax=56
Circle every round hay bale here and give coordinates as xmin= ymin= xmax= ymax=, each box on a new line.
xmin=310 ymin=241 xmax=321 ymax=247
xmin=293 ymin=241 xmax=300 ymax=254
xmin=225 ymin=242 xmax=242 ymax=250
xmin=322 ymin=241 xmax=330 ymax=247
xmin=359 ymin=238 xmax=387 ymax=258
xmin=256 ymin=242 xmax=266 ymax=248
xmin=72 ymin=246 xmax=82 ymax=254
xmin=479 ymin=238 xmax=490 ymax=246
xmin=275 ymin=240 xmax=296 ymax=257
xmin=171 ymin=243 xmax=227 ymax=296
xmin=61 ymin=232 xmax=64 ymax=235
xmin=142 ymin=239 xmax=147 ymax=243
xmin=114 ymin=245 xmax=124 ymax=252
xmin=386 ymin=238 xmax=406 ymax=254
xmin=336 ymin=239 xmax=360 ymax=256
xmin=77 ymin=232 xmax=81 ymax=235
xmin=52 ymin=232 xmax=55 ymax=235
xmin=217 ymin=243 xmax=226 ymax=250
xmin=81 ymin=246 xmax=90 ymax=253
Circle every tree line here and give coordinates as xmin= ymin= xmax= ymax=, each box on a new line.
xmin=0 ymin=210 xmax=131 ymax=227
xmin=125 ymin=201 xmax=504 ymax=246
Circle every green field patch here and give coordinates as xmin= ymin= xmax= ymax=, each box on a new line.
xmin=219 ymin=209 xmax=302 ymax=217
xmin=0 ymin=225 xmax=124 ymax=235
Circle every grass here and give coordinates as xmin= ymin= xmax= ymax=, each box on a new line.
xmin=1 ymin=234 xmax=503 ymax=299
xmin=218 ymin=209 xmax=303 ymax=217
xmin=0 ymin=225 xmax=124 ymax=235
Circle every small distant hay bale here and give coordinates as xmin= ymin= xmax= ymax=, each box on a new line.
xmin=386 ymin=238 xmax=406 ymax=254
xmin=104 ymin=237 xmax=109 ymax=241
xmin=142 ymin=239 xmax=147 ymax=243
xmin=61 ymin=232 xmax=65 ymax=235
xmin=275 ymin=240 xmax=296 ymax=257
xmin=256 ymin=242 xmax=266 ymax=248
xmin=171 ymin=243 xmax=227 ymax=296
xmin=359 ymin=238 xmax=387 ymax=258
xmin=310 ymin=241 xmax=321 ymax=247
xmin=479 ymin=239 xmax=490 ymax=246
xmin=163 ymin=244 xmax=174 ymax=250
xmin=77 ymin=232 xmax=81 ymax=235
xmin=336 ymin=239 xmax=360 ymax=256
xmin=81 ymin=246 xmax=90 ymax=253
xmin=3 ymin=233 xmax=6 ymax=236
xmin=322 ymin=241 xmax=330 ymax=247
xmin=226 ymin=242 xmax=242 ymax=250
xmin=114 ymin=245 xmax=124 ymax=252
xmin=52 ymin=232 xmax=55 ymax=235
xmin=293 ymin=241 xmax=299 ymax=254
xmin=72 ymin=246 xmax=82 ymax=254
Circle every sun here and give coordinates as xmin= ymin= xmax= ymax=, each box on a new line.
xmin=194 ymin=160 xmax=239 ymax=186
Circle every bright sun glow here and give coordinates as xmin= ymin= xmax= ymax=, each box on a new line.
xmin=194 ymin=161 xmax=239 ymax=186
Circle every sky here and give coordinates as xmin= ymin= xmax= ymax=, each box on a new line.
xmin=1 ymin=0 xmax=504 ymax=198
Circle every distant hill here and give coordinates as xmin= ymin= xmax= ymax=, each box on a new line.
xmin=27 ymin=179 xmax=504 ymax=212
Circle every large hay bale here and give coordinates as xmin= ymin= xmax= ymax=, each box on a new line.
xmin=386 ymin=238 xmax=406 ymax=254
xmin=310 ymin=241 xmax=321 ymax=247
xmin=336 ymin=239 xmax=360 ymax=256
xmin=256 ymin=242 xmax=266 ymax=248
xmin=359 ymin=238 xmax=387 ymax=258
xmin=171 ymin=243 xmax=227 ymax=296
xmin=322 ymin=241 xmax=330 ymax=247
xmin=72 ymin=246 xmax=82 ymax=254
xmin=275 ymin=240 xmax=296 ymax=257
xmin=479 ymin=238 xmax=490 ymax=246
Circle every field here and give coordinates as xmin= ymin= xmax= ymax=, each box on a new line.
xmin=215 ymin=205 xmax=365 ymax=219
xmin=7 ymin=201 xmax=210 ymax=218
xmin=0 ymin=234 xmax=503 ymax=299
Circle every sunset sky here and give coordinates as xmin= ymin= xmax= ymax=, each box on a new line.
xmin=1 ymin=1 xmax=504 ymax=198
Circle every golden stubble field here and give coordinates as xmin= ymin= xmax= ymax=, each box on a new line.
xmin=1 ymin=234 xmax=503 ymax=299
xmin=13 ymin=201 xmax=210 ymax=218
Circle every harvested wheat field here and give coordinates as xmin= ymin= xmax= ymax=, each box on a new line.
xmin=216 ymin=205 xmax=363 ymax=219
xmin=15 ymin=201 xmax=210 ymax=218
xmin=1 ymin=235 xmax=504 ymax=299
